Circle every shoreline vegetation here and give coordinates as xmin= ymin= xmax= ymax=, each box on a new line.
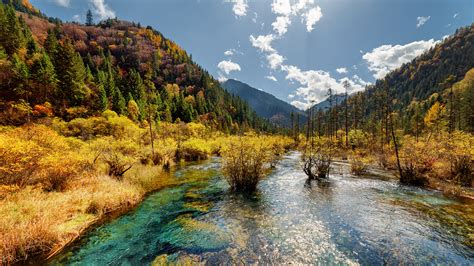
xmin=1 ymin=111 xmax=472 ymax=263
xmin=0 ymin=111 xmax=294 ymax=264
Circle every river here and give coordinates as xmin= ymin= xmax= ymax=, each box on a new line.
xmin=50 ymin=152 xmax=474 ymax=265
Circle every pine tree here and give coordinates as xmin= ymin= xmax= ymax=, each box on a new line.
xmin=0 ymin=3 xmax=24 ymax=55
xmin=97 ymin=83 xmax=108 ymax=111
xmin=86 ymin=9 xmax=94 ymax=26
xmin=112 ymin=88 xmax=126 ymax=114
xmin=31 ymin=51 xmax=57 ymax=85
xmin=55 ymin=39 xmax=87 ymax=106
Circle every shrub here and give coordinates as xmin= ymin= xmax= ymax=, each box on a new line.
xmin=400 ymin=162 xmax=429 ymax=186
xmin=451 ymin=155 xmax=472 ymax=187
xmin=0 ymin=125 xmax=86 ymax=191
xmin=177 ymin=138 xmax=211 ymax=162
xmin=90 ymin=137 xmax=139 ymax=180
xmin=221 ymin=138 xmax=271 ymax=192
xmin=303 ymin=153 xmax=332 ymax=180
xmin=302 ymin=138 xmax=332 ymax=180
xmin=350 ymin=160 xmax=367 ymax=176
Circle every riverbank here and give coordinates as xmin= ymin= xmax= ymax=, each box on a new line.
xmin=0 ymin=113 xmax=293 ymax=264
xmin=50 ymin=152 xmax=474 ymax=265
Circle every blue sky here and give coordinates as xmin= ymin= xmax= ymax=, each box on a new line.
xmin=31 ymin=0 xmax=473 ymax=109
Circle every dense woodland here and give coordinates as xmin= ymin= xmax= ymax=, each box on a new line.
xmin=0 ymin=1 xmax=273 ymax=132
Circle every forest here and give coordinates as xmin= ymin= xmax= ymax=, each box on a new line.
xmin=0 ymin=0 xmax=473 ymax=264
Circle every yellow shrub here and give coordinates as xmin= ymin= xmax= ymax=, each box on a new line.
xmin=0 ymin=125 xmax=87 ymax=190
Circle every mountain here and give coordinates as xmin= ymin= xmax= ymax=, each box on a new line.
xmin=310 ymin=24 xmax=474 ymax=136
xmin=222 ymin=79 xmax=305 ymax=126
xmin=0 ymin=1 xmax=274 ymax=132
xmin=310 ymin=94 xmax=347 ymax=111
xmin=360 ymin=24 xmax=474 ymax=130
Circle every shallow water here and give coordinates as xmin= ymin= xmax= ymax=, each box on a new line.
xmin=51 ymin=152 xmax=474 ymax=265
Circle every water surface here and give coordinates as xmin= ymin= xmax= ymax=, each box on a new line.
xmin=51 ymin=152 xmax=474 ymax=265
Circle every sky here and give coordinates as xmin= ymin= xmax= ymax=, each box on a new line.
xmin=30 ymin=0 xmax=473 ymax=109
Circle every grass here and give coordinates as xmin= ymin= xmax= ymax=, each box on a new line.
xmin=0 ymin=115 xmax=295 ymax=263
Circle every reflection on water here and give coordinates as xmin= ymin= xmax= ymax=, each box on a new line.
xmin=51 ymin=152 xmax=474 ymax=265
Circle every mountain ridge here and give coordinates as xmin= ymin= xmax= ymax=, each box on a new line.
xmin=222 ymin=79 xmax=306 ymax=127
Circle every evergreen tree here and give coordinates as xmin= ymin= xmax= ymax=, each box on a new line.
xmin=31 ymin=51 xmax=57 ymax=85
xmin=86 ymin=9 xmax=94 ymax=26
xmin=112 ymin=88 xmax=126 ymax=114
xmin=55 ymin=39 xmax=87 ymax=106
xmin=97 ymin=82 xmax=108 ymax=111
xmin=0 ymin=3 xmax=24 ymax=55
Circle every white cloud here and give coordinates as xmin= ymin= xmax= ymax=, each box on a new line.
xmin=249 ymin=34 xmax=276 ymax=53
xmin=416 ymin=16 xmax=430 ymax=28
xmin=224 ymin=50 xmax=234 ymax=56
xmin=231 ymin=0 xmax=248 ymax=17
xmin=270 ymin=0 xmax=322 ymax=34
xmin=266 ymin=52 xmax=285 ymax=70
xmin=90 ymin=0 xmax=115 ymax=20
xmin=336 ymin=67 xmax=348 ymax=74
xmin=280 ymin=64 xmax=370 ymax=109
xmin=453 ymin=13 xmax=459 ymax=18
xmin=303 ymin=6 xmax=322 ymax=32
xmin=72 ymin=14 xmax=81 ymax=22
xmin=363 ymin=39 xmax=438 ymax=79
xmin=272 ymin=16 xmax=291 ymax=36
xmin=53 ymin=0 xmax=70 ymax=7
xmin=291 ymin=100 xmax=308 ymax=110
xmin=252 ymin=12 xmax=258 ymax=23
xmin=217 ymin=60 xmax=241 ymax=75
xmin=271 ymin=0 xmax=292 ymax=16
xmin=266 ymin=75 xmax=278 ymax=82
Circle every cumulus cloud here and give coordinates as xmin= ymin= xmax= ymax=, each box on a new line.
xmin=217 ymin=60 xmax=241 ymax=75
xmin=416 ymin=16 xmax=430 ymax=28
xmin=336 ymin=67 xmax=348 ymax=74
xmin=272 ymin=16 xmax=291 ymax=36
xmin=231 ymin=0 xmax=248 ymax=17
xmin=53 ymin=0 xmax=70 ymax=7
xmin=266 ymin=53 xmax=285 ymax=70
xmin=72 ymin=14 xmax=81 ymax=22
xmin=271 ymin=0 xmax=292 ymax=16
xmin=270 ymin=0 xmax=322 ymax=34
xmin=303 ymin=6 xmax=322 ymax=32
xmin=291 ymin=100 xmax=308 ymax=110
xmin=453 ymin=13 xmax=459 ymax=19
xmin=266 ymin=75 xmax=278 ymax=82
xmin=90 ymin=0 xmax=115 ymax=20
xmin=362 ymin=39 xmax=439 ymax=79
xmin=280 ymin=64 xmax=370 ymax=109
xmin=249 ymin=34 xmax=276 ymax=53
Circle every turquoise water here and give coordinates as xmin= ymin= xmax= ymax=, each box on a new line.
xmin=51 ymin=152 xmax=474 ymax=265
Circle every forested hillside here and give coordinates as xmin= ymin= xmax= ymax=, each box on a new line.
xmin=302 ymin=24 xmax=474 ymax=139
xmin=0 ymin=1 xmax=272 ymax=132
xmin=222 ymin=79 xmax=306 ymax=126
xmin=363 ymin=25 xmax=474 ymax=134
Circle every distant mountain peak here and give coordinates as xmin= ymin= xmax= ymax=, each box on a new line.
xmin=222 ymin=79 xmax=306 ymax=127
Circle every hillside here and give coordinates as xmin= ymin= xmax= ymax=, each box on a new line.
xmin=361 ymin=24 xmax=474 ymax=132
xmin=222 ymin=79 xmax=305 ymax=126
xmin=307 ymin=24 xmax=474 ymax=138
xmin=0 ymin=1 xmax=273 ymax=132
